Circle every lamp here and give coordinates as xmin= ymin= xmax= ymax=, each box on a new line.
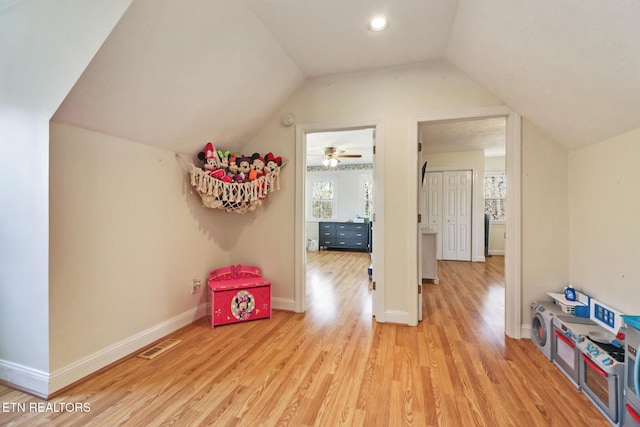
xmin=322 ymin=157 xmax=339 ymax=167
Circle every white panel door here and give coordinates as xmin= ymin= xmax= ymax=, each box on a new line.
xmin=440 ymin=170 xmax=472 ymax=261
xmin=456 ymin=171 xmax=472 ymax=261
xmin=442 ymin=172 xmax=458 ymax=260
xmin=426 ymin=172 xmax=443 ymax=259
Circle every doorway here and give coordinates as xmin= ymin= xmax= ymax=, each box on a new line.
xmin=294 ymin=121 xmax=386 ymax=320
xmin=410 ymin=107 xmax=521 ymax=336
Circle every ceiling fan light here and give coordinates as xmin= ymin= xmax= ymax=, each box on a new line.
xmin=329 ymin=158 xmax=339 ymax=167
xmin=322 ymin=158 xmax=330 ymax=167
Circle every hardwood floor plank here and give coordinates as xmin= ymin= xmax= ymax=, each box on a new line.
xmin=1 ymin=253 xmax=612 ymax=426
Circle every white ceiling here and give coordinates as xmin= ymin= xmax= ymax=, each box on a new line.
xmin=51 ymin=0 xmax=640 ymax=155
xmin=247 ymin=0 xmax=457 ymax=77
xmin=420 ymin=118 xmax=506 ymax=158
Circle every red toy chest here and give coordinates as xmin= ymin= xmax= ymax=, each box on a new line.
xmin=208 ymin=265 xmax=271 ymax=328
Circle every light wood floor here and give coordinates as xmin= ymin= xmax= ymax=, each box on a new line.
xmin=0 ymin=252 xmax=610 ymax=426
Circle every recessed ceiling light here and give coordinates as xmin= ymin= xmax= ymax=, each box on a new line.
xmin=368 ymin=16 xmax=389 ymax=32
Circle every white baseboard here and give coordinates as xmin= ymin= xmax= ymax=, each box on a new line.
xmin=4 ymin=301 xmax=207 ymax=398
xmin=382 ymin=310 xmax=410 ymax=325
xmin=272 ymin=297 xmax=295 ymax=312
xmin=48 ymin=303 xmax=209 ymax=394
xmin=48 ymin=303 xmax=208 ymax=394
xmin=521 ymin=324 xmax=532 ymax=339
xmin=489 ymin=249 xmax=505 ymax=256
xmin=0 ymin=359 xmax=49 ymax=399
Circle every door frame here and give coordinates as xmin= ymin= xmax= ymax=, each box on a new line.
xmin=294 ymin=120 xmax=386 ymax=321
xmin=409 ymin=106 xmax=522 ymax=337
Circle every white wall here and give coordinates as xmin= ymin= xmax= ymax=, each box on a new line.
xmin=521 ymin=119 xmax=570 ymax=314
xmin=48 ymin=123 xmax=238 ymax=387
xmin=0 ymin=0 xmax=132 ymax=395
xmin=305 ymin=167 xmax=373 ymax=242
xmin=236 ymin=61 xmax=505 ymax=316
xmin=568 ymin=126 xmax=640 ymax=314
xmin=421 ymin=150 xmax=486 ymax=262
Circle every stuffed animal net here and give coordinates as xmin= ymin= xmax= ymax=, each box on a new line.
xmin=190 ymin=164 xmax=281 ymax=214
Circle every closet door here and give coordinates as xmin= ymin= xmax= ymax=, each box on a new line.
xmin=456 ymin=171 xmax=472 ymax=261
xmin=426 ymin=172 xmax=443 ymax=259
xmin=442 ymin=170 xmax=472 ymax=261
xmin=442 ymin=172 xmax=458 ymax=260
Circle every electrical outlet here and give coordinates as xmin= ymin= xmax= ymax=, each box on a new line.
xmin=191 ymin=279 xmax=202 ymax=294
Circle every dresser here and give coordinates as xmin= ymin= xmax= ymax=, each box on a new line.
xmin=319 ymin=222 xmax=371 ymax=252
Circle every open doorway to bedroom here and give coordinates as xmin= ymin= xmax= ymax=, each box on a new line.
xmin=296 ymin=123 xmax=383 ymax=319
xmin=419 ymin=116 xmax=507 ymax=335
xmin=304 ymin=127 xmax=375 ymax=319
xmin=413 ymin=107 xmax=521 ymax=337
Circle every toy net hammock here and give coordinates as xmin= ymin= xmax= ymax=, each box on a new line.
xmin=189 ymin=164 xmax=281 ymax=214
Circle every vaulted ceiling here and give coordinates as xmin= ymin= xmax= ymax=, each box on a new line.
xmin=51 ymin=0 xmax=640 ymax=155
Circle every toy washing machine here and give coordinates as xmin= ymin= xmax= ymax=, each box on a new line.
xmin=531 ymin=301 xmax=563 ymax=360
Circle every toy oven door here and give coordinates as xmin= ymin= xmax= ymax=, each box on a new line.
xmin=551 ymin=326 xmax=580 ymax=387
xmin=580 ymin=353 xmax=618 ymax=423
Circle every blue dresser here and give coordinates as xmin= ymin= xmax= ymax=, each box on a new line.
xmin=319 ymin=222 xmax=371 ymax=252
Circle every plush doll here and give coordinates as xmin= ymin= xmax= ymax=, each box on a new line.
xmin=196 ymin=143 xmax=233 ymax=182
xmin=249 ymin=153 xmax=266 ymax=181
xmin=236 ymin=156 xmax=252 ymax=183
xmin=197 ymin=142 xmax=225 ymax=180
xmin=217 ymin=150 xmax=231 ymax=172
xmin=264 ymin=152 xmax=282 ymax=174
xmin=216 ymin=150 xmax=233 ymax=183
xmin=228 ymin=155 xmax=239 ymax=182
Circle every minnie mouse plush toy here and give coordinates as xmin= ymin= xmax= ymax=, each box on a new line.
xmin=263 ymin=152 xmax=282 ymax=174
xmin=197 ymin=143 xmax=232 ymax=182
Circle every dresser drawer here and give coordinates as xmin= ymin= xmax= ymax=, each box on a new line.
xmin=335 ymin=223 xmax=367 ymax=232
xmin=336 ymin=238 xmax=368 ymax=249
xmin=320 ymin=238 xmax=336 ymax=247
xmin=336 ymin=230 xmax=367 ymax=239
xmin=319 ymin=223 xmax=335 ymax=232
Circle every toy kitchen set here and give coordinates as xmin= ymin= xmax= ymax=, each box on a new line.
xmin=531 ymin=287 xmax=640 ymax=426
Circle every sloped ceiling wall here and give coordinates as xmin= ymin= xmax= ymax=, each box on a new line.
xmin=53 ymin=0 xmax=305 ymax=154
xmin=52 ymin=0 xmax=640 ymax=153
xmin=447 ymin=0 xmax=640 ymax=148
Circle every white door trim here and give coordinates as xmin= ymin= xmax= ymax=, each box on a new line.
xmin=294 ymin=120 xmax=386 ymax=321
xmin=408 ymin=106 xmax=522 ymax=337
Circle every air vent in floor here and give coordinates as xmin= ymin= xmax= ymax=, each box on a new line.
xmin=137 ymin=339 xmax=181 ymax=360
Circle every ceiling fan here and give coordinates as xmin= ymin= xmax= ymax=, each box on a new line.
xmin=320 ymin=146 xmax=362 ymax=167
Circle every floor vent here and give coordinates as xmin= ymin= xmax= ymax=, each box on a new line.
xmin=137 ymin=339 xmax=181 ymax=360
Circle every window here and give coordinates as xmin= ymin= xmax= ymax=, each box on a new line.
xmin=485 ymin=174 xmax=506 ymax=221
xmin=311 ymin=180 xmax=334 ymax=219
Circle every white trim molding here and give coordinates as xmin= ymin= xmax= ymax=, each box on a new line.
xmin=272 ymin=297 xmax=295 ymax=312
xmin=295 ymin=120 xmax=385 ymax=321
xmin=49 ymin=303 xmax=209 ymax=394
xmin=383 ymin=310 xmax=410 ymax=325
xmin=409 ymin=106 xmax=522 ymax=337
xmin=0 ymin=359 xmax=49 ymax=399
xmin=0 ymin=303 xmax=209 ymax=397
